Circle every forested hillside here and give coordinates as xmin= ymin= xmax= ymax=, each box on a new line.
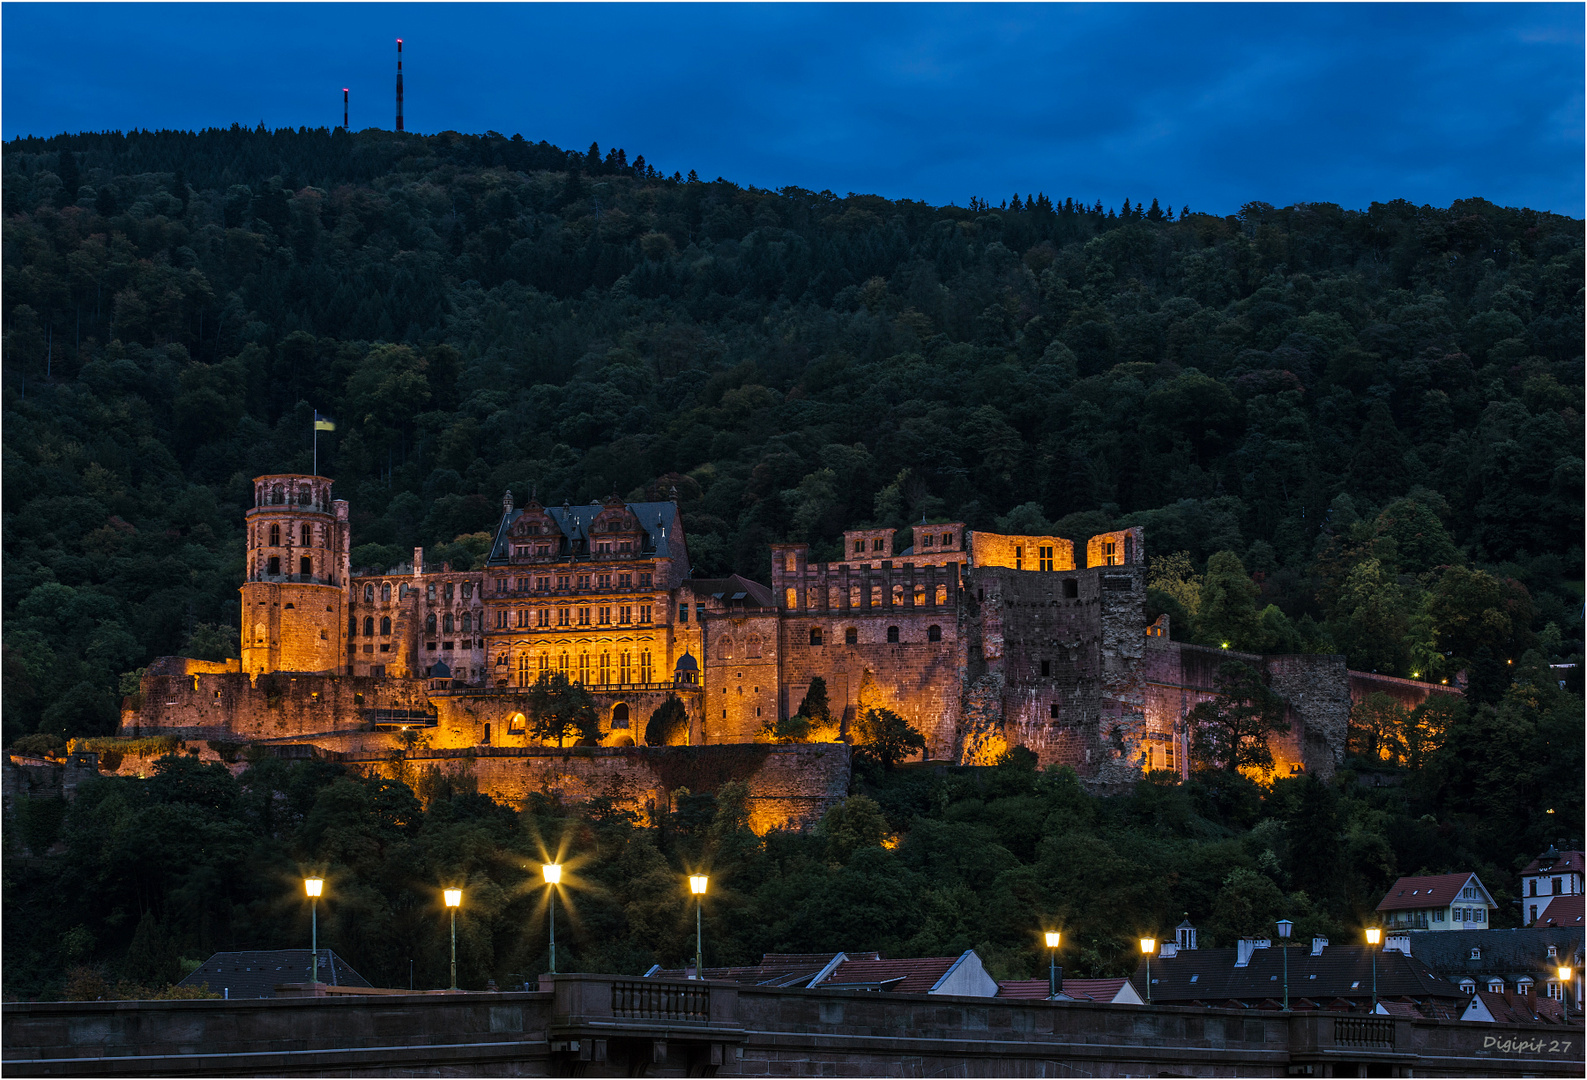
xmin=1 ymin=124 xmax=1581 ymax=1004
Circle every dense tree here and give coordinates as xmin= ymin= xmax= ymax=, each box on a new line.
xmin=527 ymin=672 xmax=599 ymax=746
xmin=852 ymin=707 xmax=926 ymax=771
xmin=1187 ymin=661 xmax=1291 ymax=775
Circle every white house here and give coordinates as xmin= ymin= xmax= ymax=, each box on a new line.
xmin=1519 ymin=846 xmax=1584 ymax=927
xmin=1375 ymin=872 xmax=1496 ymax=931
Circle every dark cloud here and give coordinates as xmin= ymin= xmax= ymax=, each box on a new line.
xmin=4 ymin=2 xmax=1580 ymax=215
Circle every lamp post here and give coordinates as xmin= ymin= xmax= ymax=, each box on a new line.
xmin=542 ymin=863 xmax=561 ymax=975
xmin=1045 ymin=932 xmax=1061 ymax=997
xmin=304 ymin=878 xmax=323 ymax=985
xmin=1365 ymin=927 xmax=1381 ymax=1014
xmin=444 ymin=888 xmax=462 ymax=990
xmin=1140 ymin=937 xmax=1156 ymax=1004
xmin=1276 ymin=919 xmax=1293 ymax=1011
xmin=1559 ymin=965 xmax=1573 ymax=1013
xmin=689 ymin=875 xmax=709 ymax=979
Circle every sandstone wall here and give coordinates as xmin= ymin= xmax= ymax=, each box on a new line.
xmin=970 ymin=532 xmax=1076 ymax=571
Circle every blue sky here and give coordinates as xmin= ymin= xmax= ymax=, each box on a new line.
xmin=4 ymin=3 xmax=1581 ymax=216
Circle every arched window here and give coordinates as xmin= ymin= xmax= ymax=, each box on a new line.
xmin=298 ymin=485 xmax=311 ymax=505
xmin=845 ymin=627 xmax=857 ymax=645
xmin=443 ymin=613 xmax=454 ymax=634
xmin=364 ymin=584 xmax=374 ymax=602
xmin=928 ymin=624 xmax=942 ymax=642
xmin=887 ymin=626 xmax=900 ymax=643
xmin=747 ymin=634 xmax=763 ymax=658
xmin=461 ymin=612 xmax=472 ymax=632
xmin=300 ymin=523 xmax=312 ymax=546
xmin=611 ymin=703 xmax=630 ymax=729
xmin=381 ymin=582 xmax=392 ymax=602
xmin=380 ymin=616 xmax=391 ymax=635
xmin=425 ymin=613 xmax=437 ymax=633
xmin=272 ymin=484 xmax=285 ymax=505
xmin=717 ymin=636 xmax=734 ymax=660
xmin=809 ymin=628 xmax=823 ymax=646
xmin=363 ymin=617 xmax=374 ymax=636
xmin=509 ymin=712 xmax=527 ymax=732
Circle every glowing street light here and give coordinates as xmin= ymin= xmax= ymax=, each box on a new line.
xmin=1140 ymin=937 xmax=1156 ymax=1004
xmin=1365 ymin=927 xmax=1382 ymax=1013
xmin=1044 ymin=932 xmax=1061 ymax=998
xmin=1559 ymin=965 xmax=1573 ymax=1012
xmin=444 ymin=888 xmax=462 ymax=990
xmin=304 ymin=878 xmax=324 ymax=986
xmin=543 ymin=864 xmax=561 ymax=975
xmin=689 ymin=875 xmax=709 ymax=979
xmin=1276 ymin=919 xmax=1293 ymax=1011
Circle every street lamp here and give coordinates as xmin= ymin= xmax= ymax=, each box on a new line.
xmin=1559 ymin=965 xmax=1573 ymax=1012
xmin=444 ymin=888 xmax=462 ymax=990
xmin=1276 ymin=919 xmax=1293 ymax=1011
xmin=543 ymin=863 xmax=561 ymax=975
xmin=1140 ymin=937 xmax=1156 ymax=1004
xmin=304 ymin=878 xmax=324 ymax=986
xmin=689 ymin=875 xmax=709 ymax=979
xmin=1365 ymin=927 xmax=1382 ymax=1014
xmin=1045 ymin=932 xmax=1061 ymax=997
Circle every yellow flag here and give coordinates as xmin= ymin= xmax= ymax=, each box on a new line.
xmin=314 ymin=413 xmax=335 ymax=432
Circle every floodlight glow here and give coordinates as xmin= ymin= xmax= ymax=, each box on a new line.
xmin=542 ymin=863 xmax=561 ymax=885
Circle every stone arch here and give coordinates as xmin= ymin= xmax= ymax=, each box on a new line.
xmin=509 ymin=712 xmax=527 ymax=732
xmin=928 ymin=624 xmax=942 ymax=642
xmin=611 ymin=703 xmax=631 ymax=730
xmin=887 ymin=625 xmax=900 ymax=643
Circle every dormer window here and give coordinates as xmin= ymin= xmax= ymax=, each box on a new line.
xmin=1471 ymin=948 xmax=1482 ymax=960
xmin=1488 ymin=978 xmax=1503 ymax=992
xmin=1547 ymin=945 xmax=1558 ymax=959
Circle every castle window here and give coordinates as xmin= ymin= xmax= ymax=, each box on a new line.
xmin=558 ymin=652 xmax=570 ymax=675
xmin=871 ymin=538 xmax=883 ymax=552
xmin=537 ymin=609 xmax=549 ymax=627
xmin=578 ymin=607 xmax=590 ymax=626
xmin=1015 ymin=546 xmax=1023 ymax=570
xmin=496 ymin=578 xmax=508 ymax=594
xmin=536 ymin=544 xmax=551 ymax=556
xmin=301 ymin=524 xmax=312 ymax=546
xmin=597 ymin=542 xmax=611 ymax=555
xmin=854 ymin=541 xmax=864 ymax=555
xmin=364 ymin=584 xmax=375 ymax=602
xmin=285 ymin=603 xmax=295 ymax=610
xmin=577 ymin=574 xmax=591 ymax=590
xmin=558 ymin=608 xmax=571 ymax=627
xmin=1041 ymin=660 xmax=1051 ymax=676
xmin=785 ymin=588 xmax=799 ymax=610
xmin=298 ymin=486 xmax=311 ymax=505
xmin=679 ymin=603 xmax=689 ymax=623
xmin=640 ymin=605 xmax=652 ymax=623
xmin=1104 ymin=540 xmax=1119 ymax=566
xmin=941 ymin=533 xmax=952 ymax=547
xmin=786 ymin=552 xmax=798 ymax=572
xmin=300 ymin=556 xmax=313 ymax=576
xmin=535 ymin=577 xmax=548 ymax=591
xmin=443 ymin=614 xmax=454 ymax=633
xmin=599 ymin=652 xmax=611 ymax=684
xmin=810 ymin=628 xmax=823 ymax=646
xmin=1050 ymin=703 xmax=1059 ymax=718
xmin=619 ymin=573 xmax=632 ymax=588
xmin=381 ymin=617 xmax=391 ymax=635
xmin=892 ymin=584 xmax=904 ymax=606
xmin=640 ymin=648 xmax=653 ymax=683
xmin=849 ymin=585 xmax=862 ymax=609
xmin=561 ymin=575 xmax=574 ymax=589
xmin=578 ymin=653 xmax=590 ymax=684
xmin=717 ymin=636 xmax=734 ymax=660
xmin=364 ymin=617 xmax=374 ymax=636
xmin=269 ymin=524 xmax=281 ymax=547
xmin=747 ymin=634 xmax=763 ymax=658
xmin=928 ymin=625 xmax=941 ymax=642
xmin=619 ymin=605 xmax=632 ymax=624
xmin=599 ymin=606 xmax=611 ymax=625
xmin=598 ymin=574 xmax=611 ymax=589
xmin=1039 ymin=546 xmax=1054 ymax=572
xmin=922 ymin=534 xmax=934 ymax=547
xmin=461 ymin=582 xmax=472 ymax=599
xmin=914 ymin=584 xmax=926 ymax=607
xmin=427 ymin=584 xmax=436 ymax=601
xmin=461 ymin=612 xmax=471 ymax=633
xmin=846 ymin=627 xmax=857 ymax=645
xmin=640 ymin=572 xmax=653 ymax=588
xmin=400 ymin=584 xmax=410 ymax=599
xmin=1063 ymin=579 xmax=1078 ymax=598
xmin=620 ymin=650 xmax=632 ymax=682
xmin=445 ymin=583 xmax=455 ymax=601
xmin=497 ymin=610 xmax=508 ymax=629
xmin=935 ymin=584 xmax=948 ymax=605
xmin=611 ymin=703 xmax=629 ymax=729
xmin=426 ymin=613 xmax=437 ymax=633
xmin=887 ymin=626 xmax=900 ymax=644
xmin=272 ymin=485 xmax=285 ymax=505
xmin=382 ymin=583 xmax=392 ymax=602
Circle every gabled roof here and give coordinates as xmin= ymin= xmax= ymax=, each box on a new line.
xmin=997 ymin=978 xmax=1141 ymax=1004
xmin=643 ymin=952 xmax=875 ymax=988
xmin=1461 ymin=989 xmax=1570 ymax=1026
xmin=488 ymin=500 xmax=683 ymax=564
xmin=1534 ymin=895 xmax=1584 ymax=928
xmin=687 ymin=575 xmax=776 ymax=608
xmin=176 ymin=950 xmax=371 ymax=999
xmin=816 ymin=955 xmax=959 ymax=994
xmin=1137 ymin=945 xmax=1460 ymax=1007
xmin=1376 ymin=872 xmax=1491 ymax=912
xmin=1406 ymin=928 xmax=1584 ymax=978
xmin=1522 ymin=850 xmax=1585 ymax=877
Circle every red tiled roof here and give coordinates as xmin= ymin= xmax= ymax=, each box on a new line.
xmin=1376 ymin=872 xmax=1483 ymax=912
xmin=1532 ymin=895 xmax=1584 ymax=928
xmin=1467 ymin=990 xmax=1569 ymax=1026
xmin=818 ymin=956 xmax=958 ymax=994
xmin=996 ymin=978 xmax=1131 ymax=1003
xmin=1376 ymin=1001 xmax=1422 ymax=1018
xmin=1521 ymin=850 xmax=1584 ymax=876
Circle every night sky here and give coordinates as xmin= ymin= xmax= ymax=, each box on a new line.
xmin=4 ymin=3 xmax=1581 ymax=216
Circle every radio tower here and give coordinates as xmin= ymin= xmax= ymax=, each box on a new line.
xmin=343 ymin=88 xmax=349 ymax=129
xmin=395 ymin=39 xmax=404 ymax=131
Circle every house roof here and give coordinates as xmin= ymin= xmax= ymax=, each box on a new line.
xmin=1534 ymin=895 xmax=1584 ymax=928
xmin=1522 ymin=850 xmax=1585 ymax=877
xmin=1375 ymin=872 xmax=1490 ymax=912
xmin=816 ymin=955 xmax=961 ymax=995
xmin=488 ymin=500 xmax=684 ymax=564
xmin=997 ymin=978 xmax=1136 ymax=1003
xmin=1136 ymin=945 xmax=1461 ymax=1007
xmin=177 ymin=950 xmax=371 ymax=999
xmin=687 ymin=574 xmax=776 ymax=608
xmin=1405 ymin=928 xmax=1584 ymax=979
xmin=1462 ymin=989 xmax=1570 ymax=1026
xmin=644 ymin=952 xmax=880 ymax=988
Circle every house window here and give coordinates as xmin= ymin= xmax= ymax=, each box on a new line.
xmin=1039 ymin=546 xmax=1054 ymax=572
xmin=1488 ymin=979 xmax=1503 ymax=992
xmin=845 ymin=627 xmax=858 ymax=645
xmin=928 ymin=625 xmax=941 ymax=642
xmin=1460 ymin=980 xmax=1475 ymax=995
xmin=941 ymin=533 xmax=952 ymax=546
xmin=1471 ymin=948 xmax=1482 ymax=960
xmin=810 ymin=628 xmax=823 ymax=646
xmin=887 ymin=626 xmax=900 ymax=644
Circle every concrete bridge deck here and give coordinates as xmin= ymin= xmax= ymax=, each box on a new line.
xmin=3 ymin=973 xmax=1581 ymax=1077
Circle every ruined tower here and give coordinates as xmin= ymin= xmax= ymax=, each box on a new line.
xmin=240 ymin=474 xmax=352 ymax=675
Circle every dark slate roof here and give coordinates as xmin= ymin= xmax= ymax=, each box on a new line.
xmin=1534 ymin=896 xmax=1584 ymax=928
xmin=1404 ymin=928 xmax=1584 ymax=981
xmin=1522 ymin=849 xmax=1585 ymax=877
xmin=177 ymin=950 xmax=371 ymax=999
xmin=687 ymin=575 xmax=776 ymax=608
xmin=673 ymin=651 xmax=699 ymax=671
xmin=1135 ymin=945 xmax=1461 ymax=1007
xmin=488 ymin=501 xmax=683 ymax=564
xmin=1376 ymin=872 xmax=1490 ymax=912
xmin=644 ymin=952 xmax=865 ymax=987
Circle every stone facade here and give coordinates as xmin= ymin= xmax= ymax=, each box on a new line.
xmin=119 ymin=474 xmax=1439 ymax=810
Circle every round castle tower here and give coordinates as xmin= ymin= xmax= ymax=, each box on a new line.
xmin=241 ymin=474 xmax=352 ymax=675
